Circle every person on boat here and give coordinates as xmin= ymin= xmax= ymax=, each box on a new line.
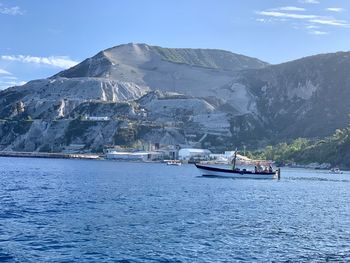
xmin=256 ymin=162 xmax=263 ymax=172
xmin=268 ymin=165 xmax=273 ymax=173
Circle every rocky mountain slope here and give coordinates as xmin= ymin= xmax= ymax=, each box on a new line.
xmin=53 ymin=43 xmax=267 ymax=102
xmin=235 ymin=51 xmax=350 ymax=139
xmin=0 ymin=43 xmax=349 ymax=152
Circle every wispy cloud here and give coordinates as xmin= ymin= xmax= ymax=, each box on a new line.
xmin=306 ymin=25 xmax=319 ymax=29
xmin=257 ymin=11 xmax=317 ymax=20
xmin=326 ymin=7 xmax=345 ymax=13
xmin=256 ymin=10 xmax=349 ymax=28
xmin=309 ymin=30 xmax=329 ymax=35
xmin=0 ymin=76 xmax=26 ymax=90
xmin=0 ymin=68 xmax=11 ymax=75
xmin=1 ymin=55 xmax=79 ymax=69
xmin=299 ymin=0 xmax=320 ymax=4
xmin=309 ymin=18 xmax=348 ymax=27
xmin=256 ymin=4 xmax=349 ymax=36
xmin=274 ymin=6 xmax=306 ymax=12
xmin=0 ymin=3 xmax=24 ymax=15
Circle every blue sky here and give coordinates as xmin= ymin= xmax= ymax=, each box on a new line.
xmin=0 ymin=0 xmax=349 ymax=89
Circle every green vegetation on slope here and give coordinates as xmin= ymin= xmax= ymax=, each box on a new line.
xmin=252 ymin=127 xmax=350 ymax=168
xmin=151 ymin=46 xmax=266 ymax=70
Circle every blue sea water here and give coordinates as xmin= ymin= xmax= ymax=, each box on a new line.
xmin=1 ymin=157 xmax=350 ymax=262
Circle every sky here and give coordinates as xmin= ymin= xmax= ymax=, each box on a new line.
xmin=0 ymin=0 xmax=349 ymax=89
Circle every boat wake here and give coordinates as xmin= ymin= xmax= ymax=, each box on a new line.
xmin=285 ymin=177 xmax=349 ymax=183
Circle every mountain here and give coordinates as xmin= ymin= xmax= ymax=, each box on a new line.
xmin=0 ymin=44 xmax=350 ymax=153
xmin=53 ymin=43 xmax=268 ymax=99
xmin=55 ymin=43 xmax=268 ymax=76
xmin=234 ymin=51 xmax=350 ymax=139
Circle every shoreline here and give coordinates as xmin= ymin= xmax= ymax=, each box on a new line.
xmin=0 ymin=151 xmax=101 ymax=160
xmin=0 ymin=151 xmax=168 ymax=163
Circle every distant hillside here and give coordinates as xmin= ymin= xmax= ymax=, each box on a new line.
xmin=234 ymin=51 xmax=350 ymax=139
xmin=253 ymin=126 xmax=350 ymax=168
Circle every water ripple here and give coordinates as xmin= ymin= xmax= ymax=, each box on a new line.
xmin=1 ymin=158 xmax=350 ymax=261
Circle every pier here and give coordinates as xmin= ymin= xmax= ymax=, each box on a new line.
xmin=0 ymin=151 xmax=100 ymax=160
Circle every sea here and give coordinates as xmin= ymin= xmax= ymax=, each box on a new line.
xmin=1 ymin=157 xmax=350 ymax=262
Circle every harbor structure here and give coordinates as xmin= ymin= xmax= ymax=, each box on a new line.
xmin=106 ymin=150 xmax=163 ymax=161
xmin=178 ymin=148 xmax=211 ymax=161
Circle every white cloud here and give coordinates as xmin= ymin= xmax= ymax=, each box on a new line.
xmin=306 ymin=25 xmax=319 ymax=29
xmin=1 ymin=55 xmax=79 ymax=69
xmin=256 ymin=18 xmax=267 ymax=23
xmin=0 ymin=4 xmax=24 ymax=15
xmin=326 ymin=8 xmax=345 ymax=13
xmin=0 ymin=77 xmax=26 ymax=90
xmin=257 ymin=10 xmax=349 ymax=27
xmin=299 ymin=0 xmax=320 ymax=4
xmin=309 ymin=30 xmax=329 ymax=35
xmin=257 ymin=11 xmax=317 ymax=20
xmin=309 ymin=18 xmax=348 ymax=27
xmin=274 ymin=6 xmax=306 ymax=12
xmin=1 ymin=76 xmax=17 ymax=80
xmin=0 ymin=68 xmax=11 ymax=75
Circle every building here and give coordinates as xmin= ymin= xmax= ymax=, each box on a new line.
xmin=83 ymin=115 xmax=110 ymax=121
xmin=178 ymin=148 xmax=211 ymax=161
xmin=106 ymin=150 xmax=163 ymax=161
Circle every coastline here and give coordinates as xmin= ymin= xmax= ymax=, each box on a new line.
xmin=0 ymin=151 xmax=100 ymax=160
xmin=0 ymin=151 xmax=168 ymax=163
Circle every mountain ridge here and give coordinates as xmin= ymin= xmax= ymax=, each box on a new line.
xmin=53 ymin=43 xmax=269 ymax=79
xmin=1 ymin=43 xmax=350 ymax=153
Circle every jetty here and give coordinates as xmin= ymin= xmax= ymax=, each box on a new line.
xmin=0 ymin=151 xmax=100 ymax=160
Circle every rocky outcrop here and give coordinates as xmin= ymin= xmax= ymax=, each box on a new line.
xmin=234 ymin=51 xmax=350 ymax=138
xmin=0 ymin=77 xmax=149 ymax=120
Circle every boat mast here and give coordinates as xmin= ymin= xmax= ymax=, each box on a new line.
xmin=232 ymin=148 xmax=237 ymax=170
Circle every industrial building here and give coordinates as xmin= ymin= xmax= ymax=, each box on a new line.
xmin=178 ymin=148 xmax=211 ymax=161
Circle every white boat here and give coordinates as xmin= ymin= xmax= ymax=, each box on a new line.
xmin=329 ymin=168 xmax=343 ymax=174
xmin=166 ymin=160 xmax=182 ymax=166
xmin=195 ymin=163 xmax=280 ymax=179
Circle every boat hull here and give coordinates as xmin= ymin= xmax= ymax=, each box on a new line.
xmin=195 ymin=164 xmax=277 ymax=179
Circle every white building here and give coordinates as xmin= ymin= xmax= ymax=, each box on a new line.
xmin=84 ymin=115 xmax=110 ymax=121
xmin=106 ymin=151 xmax=163 ymax=161
xmin=178 ymin=148 xmax=211 ymax=161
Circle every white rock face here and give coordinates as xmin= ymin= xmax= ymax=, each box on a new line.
xmin=1 ymin=44 xmax=267 ymax=123
xmin=23 ymin=77 xmax=148 ymax=102
xmin=286 ymin=80 xmax=317 ymax=100
xmin=192 ymin=113 xmax=231 ymax=136
xmin=217 ymin=83 xmax=257 ymax=115
xmin=56 ymin=43 xmax=267 ymax=100
xmin=142 ymin=97 xmax=215 ymax=119
xmin=9 ymin=77 xmax=149 ymax=118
